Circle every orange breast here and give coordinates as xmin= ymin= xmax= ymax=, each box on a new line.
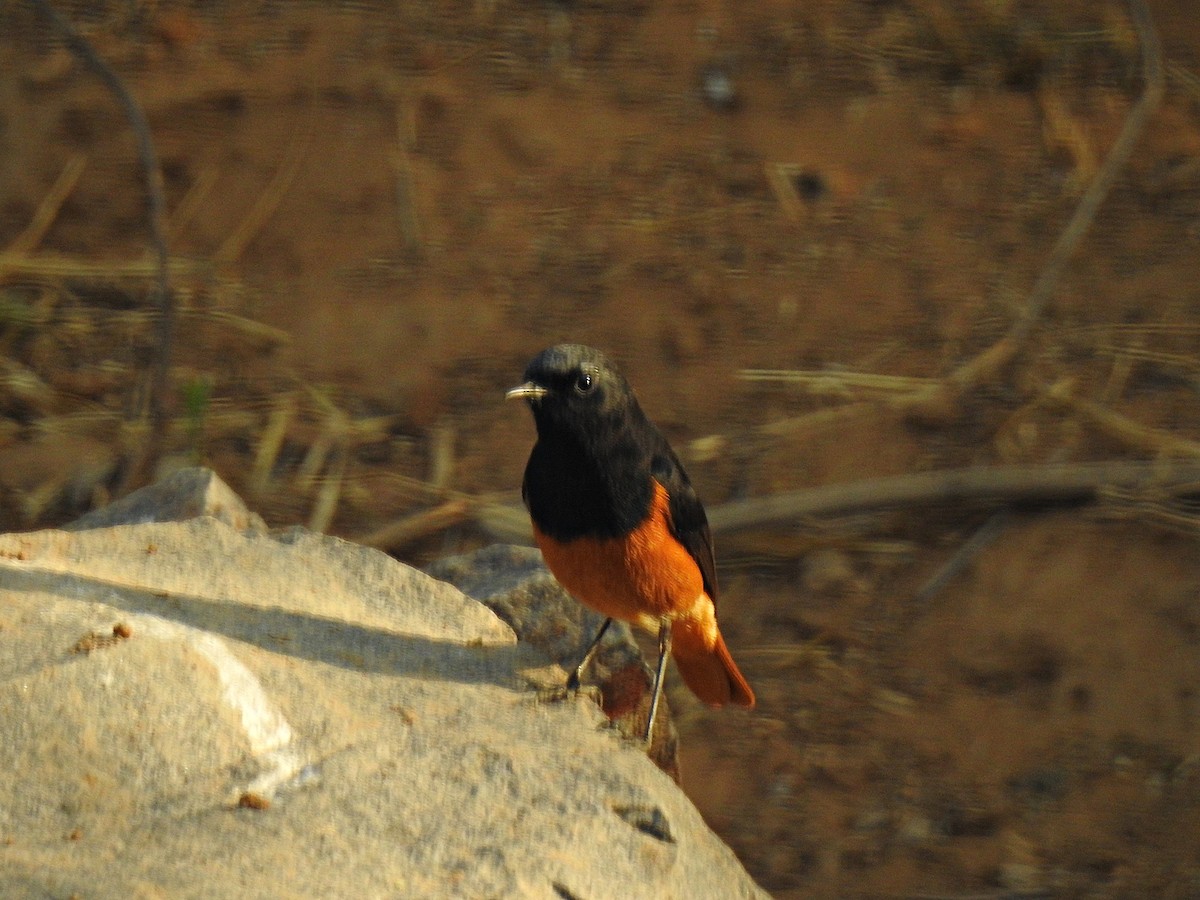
xmin=533 ymin=481 xmax=703 ymax=633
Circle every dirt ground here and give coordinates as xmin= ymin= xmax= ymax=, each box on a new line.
xmin=2 ymin=1 xmax=1199 ymax=895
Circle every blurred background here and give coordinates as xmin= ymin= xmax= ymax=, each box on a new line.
xmin=2 ymin=0 xmax=1199 ymax=894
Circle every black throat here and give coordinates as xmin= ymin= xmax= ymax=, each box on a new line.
xmin=523 ymin=420 xmax=654 ymax=541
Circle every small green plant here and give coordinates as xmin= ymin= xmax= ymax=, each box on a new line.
xmin=181 ymin=376 xmax=213 ymax=464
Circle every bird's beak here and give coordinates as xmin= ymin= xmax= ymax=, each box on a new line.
xmin=505 ymin=382 xmax=549 ymax=402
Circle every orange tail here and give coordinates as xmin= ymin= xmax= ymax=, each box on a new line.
xmin=670 ymin=623 xmax=755 ymax=709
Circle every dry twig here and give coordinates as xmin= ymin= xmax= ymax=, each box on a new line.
xmin=3 ymin=153 xmax=87 ymax=256
xmin=214 ymin=118 xmax=312 ymax=265
xmin=357 ymin=499 xmax=473 ymax=552
xmin=707 ymin=460 xmax=1200 ymax=535
xmin=28 ymin=0 xmax=177 ymax=494
xmin=900 ymin=0 xmax=1164 ymax=418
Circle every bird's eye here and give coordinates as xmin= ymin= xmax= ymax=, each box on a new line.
xmin=574 ymin=371 xmax=595 ymax=395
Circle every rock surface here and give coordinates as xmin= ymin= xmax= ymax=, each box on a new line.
xmin=64 ymin=464 xmax=268 ymax=534
xmin=0 ymin=469 xmax=766 ymax=899
xmin=429 ymin=544 xmax=682 ymax=779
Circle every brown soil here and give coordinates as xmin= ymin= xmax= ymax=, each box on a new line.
xmin=2 ymin=1 xmax=1199 ymax=895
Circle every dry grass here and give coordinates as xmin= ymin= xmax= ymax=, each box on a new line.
xmin=6 ymin=3 xmax=1200 ymax=896
xmin=2 ymin=0 xmax=1196 ymax=565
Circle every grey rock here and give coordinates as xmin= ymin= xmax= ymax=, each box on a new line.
xmin=428 ymin=544 xmax=641 ymax=675
xmin=0 ymin=470 xmax=765 ymax=899
xmin=65 ymin=465 xmax=267 ymax=533
xmin=429 ymin=544 xmax=681 ymax=779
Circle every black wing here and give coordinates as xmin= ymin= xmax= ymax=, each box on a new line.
xmin=650 ymin=443 xmax=719 ymax=602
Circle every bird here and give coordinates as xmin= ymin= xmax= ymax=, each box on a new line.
xmin=506 ymin=344 xmax=754 ymax=742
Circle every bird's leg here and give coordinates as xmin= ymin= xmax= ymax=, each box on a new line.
xmin=643 ymin=619 xmax=672 ymax=744
xmin=567 ymin=616 xmax=613 ymax=692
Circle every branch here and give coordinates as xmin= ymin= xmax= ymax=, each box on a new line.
xmin=705 ymin=460 xmax=1200 ymax=535
xmin=1008 ymin=0 xmax=1164 ymax=344
xmin=28 ymin=0 xmax=177 ymax=491
xmin=902 ymin=0 xmax=1165 ymax=416
xmin=473 ymin=461 xmax=1200 ymax=546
